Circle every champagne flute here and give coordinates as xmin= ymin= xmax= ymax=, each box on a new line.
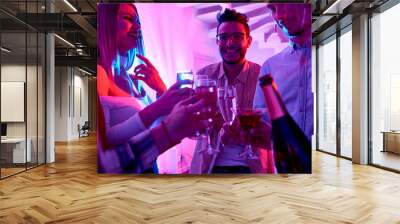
xmin=193 ymin=76 xmax=217 ymax=154
xmin=217 ymin=85 xmax=237 ymax=125
xmin=188 ymin=75 xmax=208 ymax=139
xmin=236 ymin=108 xmax=265 ymax=160
xmin=206 ymin=85 xmax=237 ymax=172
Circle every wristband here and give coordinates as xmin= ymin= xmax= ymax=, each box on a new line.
xmin=259 ymin=74 xmax=273 ymax=87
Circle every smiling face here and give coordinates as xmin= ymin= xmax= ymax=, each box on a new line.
xmin=217 ymin=21 xmax=252 ymax=65
xmin=116 ymin=3 xmax=141 ymax=54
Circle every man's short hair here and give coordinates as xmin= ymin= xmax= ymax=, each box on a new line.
xmin=217 ymin=8 xmax=250 ymax=36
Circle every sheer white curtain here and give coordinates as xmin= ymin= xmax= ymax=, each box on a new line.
xmin=135 ymin=4 xmax=217 ymax=173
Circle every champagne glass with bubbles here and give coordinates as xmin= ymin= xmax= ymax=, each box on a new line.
xmin=193 ymin=75 xmax=217 ymax=154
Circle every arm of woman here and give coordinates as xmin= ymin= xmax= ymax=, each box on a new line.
xmin=100 ymin=84 xmax=191 ymax=148
xmin=128 ymin=96 xmax=207 ymax=172
xmin=100 ymin=96 xmax=147 ymax=147
xmin=138 ymin=82 xmax=192 ymax=128
xmin=100 ymin=86 xmax=195 ymax=147
xmin=97 ymin=64 xmax=131 ymax=97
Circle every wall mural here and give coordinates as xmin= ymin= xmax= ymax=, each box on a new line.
xmin=97 ymin=3 xmax=313 ymax=174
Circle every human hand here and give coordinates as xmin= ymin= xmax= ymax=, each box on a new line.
xmin=220 ymin=118 xmax=245 ymax=146
xmin=131 ymin=54 xmax=167 ymax=95
xmin=249 ymin=120 xmax=272 ymax=148
xmin=151 ymin=82 xmax=193 ymax=117
xmin=163 ymin=96 xmax=208 ymax=143
xmin=220 ymin=119 xmax=271 ymax=148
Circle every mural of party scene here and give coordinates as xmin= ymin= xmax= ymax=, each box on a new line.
xmin=97 ymin=3 xmax=313 ymax=174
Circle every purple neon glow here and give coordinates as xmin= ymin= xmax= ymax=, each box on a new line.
xmin=134 ymin=3 xmax=288 ymax=88
xmin=129 ymin=3 xmax=292 ymax=174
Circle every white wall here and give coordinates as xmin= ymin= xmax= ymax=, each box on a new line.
xmin=1 ymin=64 xmax=45 ymax=163
xmin=1 ymin=64 xmax=25 ymax=133
xmin=54 ymin=67 xmax=89 ymax=141
xmin=1 ymin=65 xmax=37 ymax=138
xmin=1 ymin=65 xmax=26 ymax=147
xmin=72 ymin=72 xmax=89 ymax=139
xmin=55 ymin=66 xmax=69 ymax=141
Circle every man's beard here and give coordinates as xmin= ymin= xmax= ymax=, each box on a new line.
xmin=221 ymin=49 xmax=246 ymax=65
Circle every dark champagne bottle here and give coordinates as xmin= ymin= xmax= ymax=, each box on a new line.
xmin=259 ymin=74 xmax=311 ymax=173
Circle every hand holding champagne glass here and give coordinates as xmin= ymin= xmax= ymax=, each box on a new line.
xmin=194 ymin=76 xmax=218 ymax=120
xmin=193 ymin=75 xmax=217 ymax=154
xmin=235 ymin=108 xmax=266 ymax=160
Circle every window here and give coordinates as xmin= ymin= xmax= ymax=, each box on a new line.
xmin=317 ymin=36 xmax=337 ymax=154
xmin=371 ymin=2 xmax=400 ymax=171
xmin=339 ymin=27 xmax=352 ymax=158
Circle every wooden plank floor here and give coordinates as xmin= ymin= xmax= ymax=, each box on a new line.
xmin=1 ymin=134 xmax=400 ymax=224
xmin=1 ymin=167 xmax=26 ymax=178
